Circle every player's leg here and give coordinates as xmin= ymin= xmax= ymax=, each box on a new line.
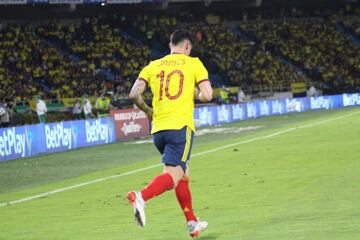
xmin=175 ymin=167 xmax=197 ymax=223
xmin=137 ymin=130 xmax=184 ymax=202
xmin=175 ymin=127 xmax=196 ymax=223
xmin=127 ymin=130 xmax=184 ymax=227
xmin=133 ymin=129 xmax=188 ymax=201
xmin=174 ymin=129 xmax=208 ymax=237
xmin=128 ymin=165 xmax=184 ymax=226
xmin=127 ymin=165 xmax=179 ymax=227
xmin=139 ymin=165 xmax=182 ymax=202
xmin=176 ymin=167 xmax=208 ymax=238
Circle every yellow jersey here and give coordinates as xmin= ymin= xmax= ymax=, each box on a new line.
xmin=138 ymin=53 xmax=209 ymax=134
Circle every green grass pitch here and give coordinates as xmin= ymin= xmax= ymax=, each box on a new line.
xmin=0 ymin=107 xmax=360 ymax=239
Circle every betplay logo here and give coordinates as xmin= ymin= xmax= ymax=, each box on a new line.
xmin=198 ymin=107 xmax=212 ymax=126
xmin=247 ymin=102 xmax=257 ymax=118
xmin=343 ymin=93 xmax=360 ymax=107
xmin=259 ymin=101 xmax=270 ymax=116
xmin=45 ymin=122 xmax=73 ymax=150
xmin=286 ymin=99 xmax=302 ymax=112
xmin=217 ymin=105 xmax=230 ymax=122
xmin=86 ymin=119 xmax=109 ymax=143
xmin=0 ymin=128 xmax=26 ymax=158
xmin=272 ymin=100 xmax=283 ymax=114
xmin=310 ymin=96 xmax=330 ymax=110
xmin=232 ymin=104 xmax=245 ymax=120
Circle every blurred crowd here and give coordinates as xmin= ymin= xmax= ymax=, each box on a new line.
xmin=190 ymin=22 xmax=308 ymax=91
xmin=37 ymin=18 xmax=150 ymax=95
xmin=0 ymin=25 xmax=44 ymax=101
xmin=241 ymin=17 xmax=360 ymax=93
xmin=342 ymin=17 xmax=360 ymax=39
xmin=0 ymin=18 xmax=150 ymax=102
xmin=0 ymin=14 xmax=359 ymax=104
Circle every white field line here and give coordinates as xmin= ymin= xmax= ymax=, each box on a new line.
xmin=1 ymin=110 xmax=359 ymax=207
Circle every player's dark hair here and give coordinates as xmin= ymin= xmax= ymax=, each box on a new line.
xmin=170 ymin=30 xmax=192 ymax=45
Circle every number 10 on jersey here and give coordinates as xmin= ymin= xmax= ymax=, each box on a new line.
xmin=157 ymin=70 xmax=184 ymax=101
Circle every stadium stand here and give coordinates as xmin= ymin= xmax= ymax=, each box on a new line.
xmin=0 ymin=10 xmax=359 ymax=108
xmin=241 ymin=17 xmax=360 ymax=94
xmin=0 ymin=19 xmax=151 ymax=101
xmin=343 ymin=18 xmax=360 ymax=34
xmin=0 ymin=25 xmax=45 ymax=101
xmin=36 ymin=18 xmax=150 ymax=96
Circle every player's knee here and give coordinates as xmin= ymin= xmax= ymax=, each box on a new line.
xmin=164 ymin=165 xmax=184 ymax=188
xmin=184 ymin=167 xmax=190 ymax=178
xmin=170 ymin=171 xmax=183 ymax=188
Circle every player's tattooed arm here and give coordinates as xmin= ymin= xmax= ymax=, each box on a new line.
xmin=129 ymin=79 xmax=154 ymax=119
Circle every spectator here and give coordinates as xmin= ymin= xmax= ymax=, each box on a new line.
xmin=0 ymin=101 xmax=10 ymax=128
xmin=35 ymin=95 xmax=47 ymax=123
xmin=308 ymin=85 xmax=317 ymax=97
xmin=82 ymin=94 xmax=93 ymax=119
xmin=95 ymin=93 xmax=113 ymax=118
xmin=238 ymin=88 xmax=246 ymax=102
xmin=72 ymin=99 xmax=82 ymax=120
xmin=218 ymin=86 xmax=230 ymax=104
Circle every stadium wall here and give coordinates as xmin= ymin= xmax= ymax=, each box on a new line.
xmin=1 ymin=93 xmax=360 ymax=162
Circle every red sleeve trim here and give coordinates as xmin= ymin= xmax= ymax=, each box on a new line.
xmin=138 ymin=77 xmax=148 ymax=88
xmin=197 ymin=79 xmax=210 ymax=85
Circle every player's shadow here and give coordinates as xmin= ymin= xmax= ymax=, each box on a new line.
xmin=201 ymin=233 xmax=219 ymax=240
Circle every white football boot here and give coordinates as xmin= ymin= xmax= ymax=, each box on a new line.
xmin=127 ymin=191 xmax=146 ymax=227
xmin=188 ymin=220 xmax=208 ymax=238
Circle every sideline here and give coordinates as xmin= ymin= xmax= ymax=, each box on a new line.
xmin=1 ymin=110 xmax=359 ymax=207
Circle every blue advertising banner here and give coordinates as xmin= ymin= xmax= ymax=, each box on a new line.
xmin=231 ymin=103 xmax=247 ymax=121
xmin=257 ymin=100 xmax=271 ymax=117
xmin=83 ymin=0 xmax=104 ymax=3
xmin=49 ymin=0 xmax=82 ymax=4
xmin=1 ymin=93 xmax=359 ymax=162
xmin=25 ymin=124 xmax=46 ymax=157
xmin=77 ymin=118 xmax=115 ymax=148
xmin=27 ymin=0 xmax=48 ymax=3
xmin=44 ymin=121 xmax=74 ymax=153
xmin=194 ymin=106 xmax=215 ymax=128
xmin=0 ymin=118 xmax=115 ymax=162
xmin=193 ymin=93 xmax=359 ymax=129
xmin=285 ymin=97 xmax=305 ymax=113
xmin=215 ymin=105 xmax=232 ymax=124
xmin=0 ymin=126 xmax=27 ymax=161
xmin=271 ymin=99 xmax=286 ymax=115
xmin=309 ymin=96 xmax=331 ymax=110
xmin=342 ymin=93 xmax=360 ymax=107
xmin=330 ymin=95 xmax=344 ymax=109
xmin=107 ymin=0 xmax=141 ymax=4
xmin=0 ymin=0 xmax=26 ymax=4
xmin=246 ymin=102 xmax=258 ymax=119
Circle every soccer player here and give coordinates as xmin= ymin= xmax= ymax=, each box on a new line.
xmin=127 ymin=30 xmax=213 ymax=238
